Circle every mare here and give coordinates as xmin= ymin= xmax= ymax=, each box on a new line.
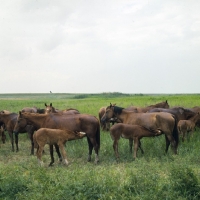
xmin=148 ymin=107 xmax=196 ymax=122
xmin=14 ymin=112 xmax=100 ymax=164
xmin=33 ymin=128 xmax=86 ymax=166
xmin=125 ymin=100 xmax=169 ymax=113
xmin=110 ymin=123 xmax=162 ymax=160
xmin=44 ymin=103 xmax=80 ymax=114
xmin=177 ymin=112 xmax=200 ymax=142
xmin=101 ymin=103 xmax=179 ymax=155
xmin=0 ymin=112 xmax=35 ymax=153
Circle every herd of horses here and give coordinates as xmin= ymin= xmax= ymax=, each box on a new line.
xmin=0 ymin=101 xmax=200 ymax=166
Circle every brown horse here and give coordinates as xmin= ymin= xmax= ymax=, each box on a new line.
xmin=101 ymin=103 xmax=179 ymax=155
xmin=14 ymin=112 xmax=100 ymax=164
xmin=33 ymin=128 xmax=86 ymax=166
xmin=177 ymin=112 xmax=200 ymax=142
xmin=125 ymin=100 xmax=169 ymax=113
xmin=0 ymin=112 xmax=35 ymax=153
xmin=110 ymin=123 xmax=162 ymax=160
xmin=44 ymin=103 xmax=80 ymax=114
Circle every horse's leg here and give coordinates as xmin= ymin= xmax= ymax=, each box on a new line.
xmin=86 ymin=136 xmax=94 ymax=162
xmin=14 ymin=132 xmax=19 ymax=152
xmin=133 ymin=137 xmax=139 ymax=159
xmin=113 ymin=139 xmax=120 ymax=160
xmin=138 ymin=140 xmax=144 ymax=154
xmin=54 ymin=144 xmax=62 ymax=163
xmin=8 ymin=131 xmax=14 ymax=152
xmin=88 ymin=136 xmax=99 ymax=164
xmin=49 ymin=145 xmax=55 ymax=166
xmin=37 ymin=145 xmax=44 ymax=166
xmin=165 ymin=133 xmax=177 ymax=154
xmin=165 ymin=135 xmax=170 ymax=154
xmin=182 ymin=131 xmax=185 ymax=142
xmin=27 ymin=130 xmax=34 ymax=155
xmin=2 ymin=131 xmax=6 ymax=144
xmin=129 ymin=139 xmax=133 ymax=153
xmin=58 ymin=143 xmax=69 ymax=165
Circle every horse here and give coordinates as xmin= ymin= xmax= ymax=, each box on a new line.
xmin=44 ymin=103 xmax=80 ymax=114
xmin=148 ymin=107 xmax=196 ymax=122
xmin=101 ymin=103 xmax=179 ymax=155
xmin=0 ymin=112 xmax=35 ymax=153
xmin=33 ymin=128 xmax=86 ymax=166
xmin=177 ymin=112 xmax=200 ymax=142
xmin=14 ymin=112 xmax=100 ymax=164
xmin=125 ymin=100 xmax=169 ymax=113
xmin=110 ymin=123 xmax=162 ymax=160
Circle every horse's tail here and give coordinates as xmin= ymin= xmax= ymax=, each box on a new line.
xmin=33 ymin=133 xmax=38 ymax=148
xmin=172 ymin=115 xmax=179 ymax=149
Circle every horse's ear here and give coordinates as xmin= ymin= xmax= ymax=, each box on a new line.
xmin=166 ymin=100 xmax=168 ymax=103
xmin=19 ymin=111 xmax=21 ymax=116
xmin=50 ymin=103 xmax=52 ymax=107
xmin=110 ymin=103 xmax=112 ymax=108
xmin=45 ymin=103 xmax=47 ymax=107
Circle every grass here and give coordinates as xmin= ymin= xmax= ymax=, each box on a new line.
xmin=0 ymin=93 xmax=200 ymax=199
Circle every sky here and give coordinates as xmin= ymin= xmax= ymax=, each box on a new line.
xmin=0 ymin=0 xmax=200 ymax=94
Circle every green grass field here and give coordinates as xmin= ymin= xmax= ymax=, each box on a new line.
xmin=0 ymin=93 xmax=200 ymax=199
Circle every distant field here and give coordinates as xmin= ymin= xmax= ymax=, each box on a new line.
xmin=0 ymin=93 xmax=200 ymax=199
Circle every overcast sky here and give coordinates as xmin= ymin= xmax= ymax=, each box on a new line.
xmin=0 ymin=0 xmax=200 ymax=94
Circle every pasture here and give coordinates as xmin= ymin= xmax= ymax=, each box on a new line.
xmin=0 ymin=93 xmax=200 ymax=199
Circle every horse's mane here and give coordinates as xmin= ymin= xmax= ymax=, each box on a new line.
xmin=113 ymin=106 xmax=124 ymax=114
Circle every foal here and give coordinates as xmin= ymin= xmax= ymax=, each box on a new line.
xmin=110 ymin=123 xmax=162 ymax=160
xmin=33 ymin=128 xmax=86 ymax=166
xmin=177 ymin=112 xmax=200 ymax=142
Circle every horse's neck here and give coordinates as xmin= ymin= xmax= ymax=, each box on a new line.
xmin=115 ymin=110 xmax=131 ymax=123
xmin=190 ymin=114 xmax=200 ymax=124
xmin=26 ymin=114 xmax=45 ymax=128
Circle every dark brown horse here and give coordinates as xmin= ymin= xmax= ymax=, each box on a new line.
xmin=14 ymin=112 xmax=100 ymax=164
xmin=110 ymin=123 xmax=162 ymax=160
xmin=148 ymin=107 xmax=196 ymax=122
xmin=44 ymin=103 xmax=80 ymax=114
xmin=101 ymin=103 xmax=179 ymax=155
xmin=0 ymin=112 xmax=35 ymax=153
xmin=125 ymin=100 xmax=169 ymax=113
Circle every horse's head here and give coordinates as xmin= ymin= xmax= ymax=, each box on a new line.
xmin=13 ymin=111 xmax=29 ymax=134
xmin=44 ymin=103 xmax=56 ymax=114
xmin=163 ymin=100 xmax=170 ymax=109
xmin=101 ymin=103 xmax=116 ymax=123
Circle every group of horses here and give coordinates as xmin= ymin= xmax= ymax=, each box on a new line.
xmin=100 ymin=101 xmax=200 ymax=160
xmin=0 ymin=101 xmax=200 ymax=166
